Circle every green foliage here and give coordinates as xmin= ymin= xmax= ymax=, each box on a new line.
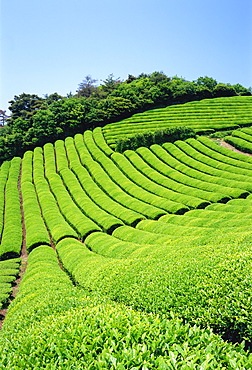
xmin=1 ymin=73 xmax=250 ymax=163
xmin=115 ymin=126 xmax=196 ymax=152
xmin=0 ymin=157 xmax=22 ymax=260
xmin=1 ymin=247 xmax=251 ymax=369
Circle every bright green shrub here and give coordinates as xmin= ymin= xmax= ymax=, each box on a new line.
xmin=48 ymin=172 xmax=101 ymax=239
xmin=111 ymin=152 xmax=188 ymax=214
xmin=93 ymin=126 xmax=114 ymax=156
xmin=21 ymin=151 xmax=33 ymax=184
xmin=56 ymin=235 xmax=252 ymax=346
xmin=59 ymin=168 xmax=124 ymax=233
xmin=34 ymin=176 xmax=78 ymax=244
xmin=225 ymin=136 xmax=252 ymax=154
xmin=71 ymin=162 xmax=144 ymax=226
xmin=115 ymin=126 xmax=196 ymax=152
xmin=54 ymin=139 xmax=69 ymax=171
xmin=0 ymin=157 xmax=22 ymax=259
xmin=124 ymin=149 xmax=210 ymax=209
xmin=137 ymin=146 xmax=230 ymax=203
xmin=21 ymin=180 xmax=51 ymax=251
xmin=1 ymin=244 xmax=251 ymax=368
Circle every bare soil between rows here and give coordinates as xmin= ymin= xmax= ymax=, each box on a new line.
xmin=217 ymin=139 xmax=252 ymax=157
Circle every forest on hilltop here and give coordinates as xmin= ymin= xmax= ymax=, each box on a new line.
xmin=0 ymin=72 xmax=251 ymax=163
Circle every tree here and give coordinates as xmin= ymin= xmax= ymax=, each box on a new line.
xmin=149 ymin=71 xmax=169 ymax=84
xmin=76 ymin=75 xmax=98 ymax=97
xmin=8 ymin=93 xmax=44 ymax=123
xmin=100 ymin=74 xmax=121 ymax=94
xmin=213 ymin=83 xmax=237 ymax=97
xmin=44 ymin=92 xmax=63 ymax=104
xmin=194 ymin=76 xmax=217 ymax=91
xmin=232 ymin=84 xmax=251 ymax=96
xmin=0 ymin=110 xmax=9 ymax=126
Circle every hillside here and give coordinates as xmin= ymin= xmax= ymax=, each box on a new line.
xmin=0 ymin=96 xmax=252 ymax=368
xmin=104 ymin=96 xmax=252 ymax=148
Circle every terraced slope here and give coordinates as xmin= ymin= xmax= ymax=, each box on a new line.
xmin=225 ymin=126 xmax=252 ymax=154
xmin=103 ymin=96 xmax=252 ymax=148
xmin=1 ymin=99 xmax=252 ymax=367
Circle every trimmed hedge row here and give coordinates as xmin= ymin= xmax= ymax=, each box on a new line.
xmin=224 ymin=135 xmax=252 ymax=154
xmin=2 ymin=246 xmax=250 ymax=369
xmin=0 ymin=258 xmax=20 ymax=309
xmin=93 ymin=126 xmax=114 ymax=157
xmin=111 ymin=152 xmax=189 ymax=214
xmin=103 ymin=96 xmax=252 ymax=147
xmin=47 ymin=172 xmax=101 ymax=239
xmin=114 ymin=126 xmax=196 ymax=152
xmin=74 ymin=133 xmax=167 ymax=219
xmin=187 ymin=138 xmax=252 ymax=176
xmin=21 ymin=181 xmax=51 ymax=251
xmin=136 ymin=146 xmax=230 ymax=203
xmin=124 ymin=149 xmax=210 ymax=209
xmin=71 ymin=162 xmax=145 ymax=226
xmin=83 ymin=130 xmax=188 ymax=215
xmin=161 ymin=142 xmax=249 ymax=197
xmin=178 ymin=138 xmax=252 ymax=186
xmin=59 ymin=167 xmax=124 ymax=233
xmin=34 ymin=176 xmax=78 ymax=244
xmin=54 ymin=139 xmax=69 ymax=171
xmin=0 ymin=157 xmax=22 ymax=260
xmin=56 ymin=233 xmax=252 ymax=348
xmin=0 ymin=161 xmax=10 ymax=240
xmin=199 ymin=136 xmax=252 ymax=165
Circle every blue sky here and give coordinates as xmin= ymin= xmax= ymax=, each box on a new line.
xmin=1 ymin=0 xmax=251 ymax=113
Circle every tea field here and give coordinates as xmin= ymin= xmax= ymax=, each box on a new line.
xmin=1 ymin=96 xmax=252 ymax=368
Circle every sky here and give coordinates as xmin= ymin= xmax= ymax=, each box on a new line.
xmin=1 ymin=0 xmax=252 ymax=114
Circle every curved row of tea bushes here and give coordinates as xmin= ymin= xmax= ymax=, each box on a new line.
xmin=74 ymin=134 xmax=167 ymax=219
xmin=159 ymin=213 xmax=252 ymax=229
xmin=135 ymin=146 xmax=230 ymax=202
xmin=34 ymin=176 xmax=78 ymax=244
xmin=111 ymin=152 xmax=189 ymax=214
xmin=0 ymin=157 xmax=22 ymax=260
xmin=56 ymin=234 xmax=252 ymax=346
xmin=71 ymin=162 xmax=145 ymax=226
xmin=160 ymin=143 xmax=249 ymax=197
xmin=54 ymin=139 xmax=69 ymax=171
xmin=0 ymin=258 xmax=20 ymax=308
xmin=93 ymin=126 xmax=114 ymax=157
xmin=43 ymin=142 xmax=57 ymax=179
xmin=124 ymin=150 xmax=210 ymax=208
xmin=176 ymin=139 xmax=252 ymax=186
xmin=2 ymin=246 xmax=250 ymax=369
xmin=47 ymin=172 xmax=101 ymax=239
xmin=0 ymin=161 xmax=10 ymax=239
xmin=32 ymin=147 xmax=45 ymax=181
xmin=21 ymin=181 xmax=51 ymax=251
xmin=225 ymin=135 xmax=252 ymax=154
xmin=232 ymin=130 xmax=252 ymax=144
xmin=21 ymin=150 xmax=51 ymax=251
xmin=103 ymin=96 xmax=252 ymax=147
xmin=20 ymin=151 xmax=33 ymax=184
xmin=198 ymin=136 xmax=252 ymax=166
xmin=59 ymin=167 xmax=124 ymax=233
xmin=83 ymin=130 xmax=189 ymax=215
xmin=224 ymin=127 xmax=252 ymax=154
xmin=186 ymin=138 xmax=252 ymax=177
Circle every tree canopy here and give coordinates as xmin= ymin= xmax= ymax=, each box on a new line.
xmin=0 ymin=72 xmax=251 ymax=163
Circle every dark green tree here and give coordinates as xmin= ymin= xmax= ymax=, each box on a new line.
xmin=213 ymin=83 xmax=237 ymax=97
xmin=194 ymin=76 xmax=218 ymax=91
xmin=76 ymin=75 xmax=98 ymax=97
xmin=8 ymin=93 xmax=44 ymax=123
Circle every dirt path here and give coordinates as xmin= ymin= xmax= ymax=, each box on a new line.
xmin=215 ymin=139 xmax=252 ymax=157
